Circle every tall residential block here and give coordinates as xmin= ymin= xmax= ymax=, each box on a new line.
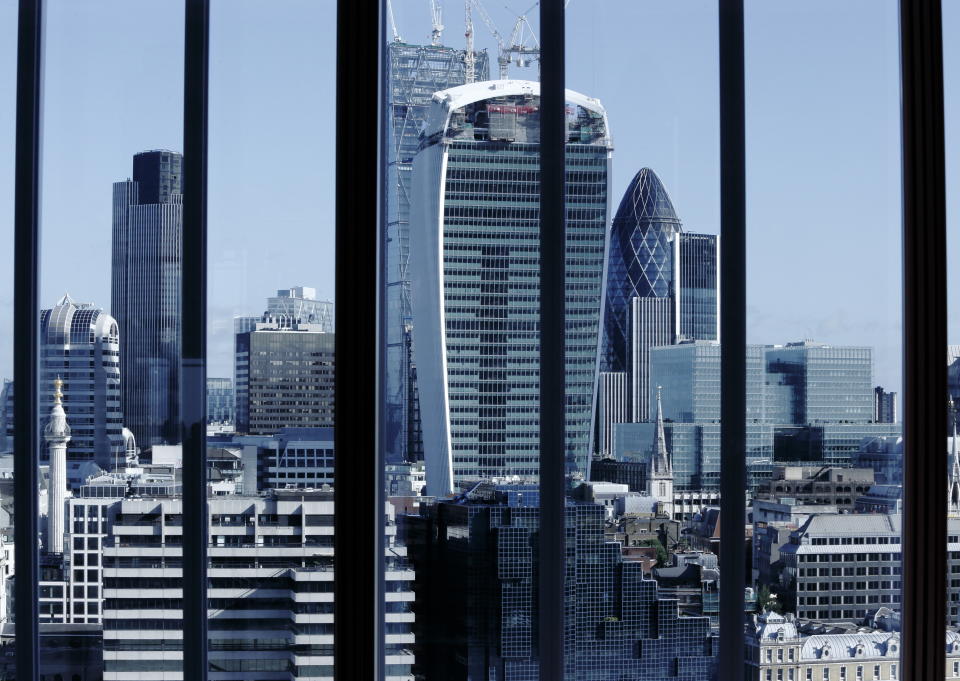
xmin=409 ymin=80 xmax=611 ymax=494
xmin=112 ymin=150 xmax=183 ymax=447
xmin=383 ymin=42 xmax=489 ymax=466
xmin=40 ymin=294 xmax=124 ymax=480
xmin=234 ymin=315 xmax=335 ymax=435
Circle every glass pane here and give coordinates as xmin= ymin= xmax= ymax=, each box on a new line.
xmin=0 ymin=0 xmax=14 ymax=674
xmin=37 ymin=1 xmax=184 ymax=677
xmin=946 ymin=0 xmax=960 ymax=668
xmin=574 ymin=1 xmax=721 ymax=676
xmin=207 ymin=1 xmax=336 ymax=677
xmin=746 ymin=0 xmax=902 ymax=677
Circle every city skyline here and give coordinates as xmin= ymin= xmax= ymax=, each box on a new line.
xmin=1 ymin=1 xmax=947 ymax=393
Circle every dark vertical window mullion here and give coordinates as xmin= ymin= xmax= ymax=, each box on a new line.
xmin=718 ymin=1 xmax=746 ymax=679
xmin=13 ymin=0 xmax=42 ymax=677
xmin=900 ymin=1 xmax=947 ymax=679
xmin=538 ymin=1 xmax=565 ymax=679
xmin=335 ymin=1 xmax=381 ymax=680
xmin=181 ymin=0 xmax=209 ymax=679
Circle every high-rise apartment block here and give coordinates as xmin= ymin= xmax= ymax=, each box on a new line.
xmin=383 ymin=42 xmax=489 ymax=466
xmin=410 ymin=80 xmax=611 ymax=494
xmin=112 ymin=150 xmax=183 ymax=447
xmin=234 ymin=315 xmax=335 ymax=435
xmin=40 ymin=294 xmax=124 ymax=480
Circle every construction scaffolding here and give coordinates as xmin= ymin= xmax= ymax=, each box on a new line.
xmin=383 ymin=42 xmax=490 ymax=464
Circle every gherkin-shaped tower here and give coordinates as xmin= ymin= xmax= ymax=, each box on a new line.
xmin=602 ymin=168 xmax=682 ymax=374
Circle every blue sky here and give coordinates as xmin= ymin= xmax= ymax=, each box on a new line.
xmin=1 ymin=0 xmax=958 ymax=395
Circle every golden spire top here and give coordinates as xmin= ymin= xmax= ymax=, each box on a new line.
xmin=53 ymin=376 xmax=63 ymax=406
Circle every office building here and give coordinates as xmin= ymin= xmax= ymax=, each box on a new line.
xmin=40 ymin=294 xmax=124 ymax=480
xmin=602 ymin=168 xmax=681 ymax=376
xmin=206 ymin=377 xmax=234 ymax=425
xmin=111 ymin=150 xmax=183 ymax=447
xmin=777 ymin=513 xmax=960 ymax=624
xmin=383 ymin=42 xmax=489 ymax=466
xmin=405 ymin=486 xmax=716 ymax=680
xmin=101 ymin=491 xmax=415 ymax=680
xmin=673 ymin=232 xmax=720 ymax=342
xmin=765 ymin=342 xmax=873 ymax=424
xmin=874 ymin=386 xmax=897 ymax=423
xmin=601 ymin=168 xmax=719 ymax=425
xmin=597 ymin=372 xmax=628 ymax=458
xmin=231 ymin=427 xmax=335 ymax=492
xmin=614 ymin=342 xmax=900 ymax=492
xmin=628 ymin=296 xmax=672 ymax=422
xmin=756 ymin=466 xmax=875 ymax=512
xmin=409 ymin=80 xmax=611 ymax=493
xmin=234 ymin=315 xmax=335 ymax=435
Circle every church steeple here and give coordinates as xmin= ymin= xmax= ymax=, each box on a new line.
xmin=648 ymin=386 xmax=674 ymax=519
xmin=652 ymin=385 xmax=671 ymax=477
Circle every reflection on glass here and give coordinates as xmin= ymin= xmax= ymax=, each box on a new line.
xmin=34 ymin=1 xmax=185 ymax=677
xmin=745 ymin=2 xmax=903 ymax=680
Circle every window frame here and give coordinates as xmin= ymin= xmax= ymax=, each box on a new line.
xmin=10 ymin=0 xmax=949 ymax=679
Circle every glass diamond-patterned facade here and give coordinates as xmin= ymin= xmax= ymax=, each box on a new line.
xmin=602 ymin=168 xmax=682 ymax=374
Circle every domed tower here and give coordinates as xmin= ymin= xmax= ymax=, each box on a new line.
xmin=603 ymin=168 xmax=682 ymax=373
xmin=44 ymin=376 xmax=70 ymax=554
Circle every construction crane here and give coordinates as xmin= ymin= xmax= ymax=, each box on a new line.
xmin=504 ymin=3 xmax=540 ymax=73
xmin=465 ymin=0 xmax=540 ymax=81
xmin=464 ymin=0 xmax=476 ymax=82
xmin=430 ymin=0 xmax=444 ymax=46
xmin=387 ymin=0 xmax=402 ymax=42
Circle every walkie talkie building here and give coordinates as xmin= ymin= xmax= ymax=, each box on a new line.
xmin=409 ymin=80 xmax=612 ymax=495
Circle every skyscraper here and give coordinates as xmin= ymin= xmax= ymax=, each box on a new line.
xmin=40 ymin=294 xmax=124 ymax=480
xmin=673 ymin=232 xmax=720 ymax=342
xmin=410 ymin=80 xmax=611 ymax=494
xmin=112 ymin=150 xmax=183 ymax=447
xmin=602 ymin=168 xmax=681 ymax=376
xmin=597 ymin=372 xmax=628 ymax=458
xmin=600 ymin=168 xmax=719 ymax=425
xmin=383 ymin=42 xmax=490 ymax=466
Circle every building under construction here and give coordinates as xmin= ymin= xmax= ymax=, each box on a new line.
xmin=383 ymin=41 xmax=490 ymax=465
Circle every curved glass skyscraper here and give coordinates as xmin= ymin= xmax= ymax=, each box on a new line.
xmin=602 ymin=167 xmax=682 ymax=374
